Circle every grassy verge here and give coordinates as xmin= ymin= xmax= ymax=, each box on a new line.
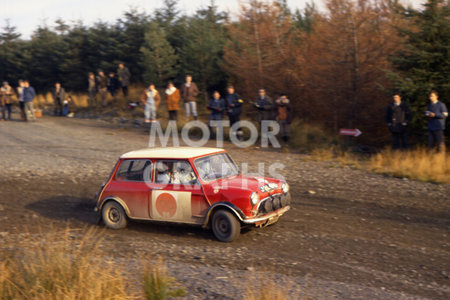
xmin=0 ymin=227 xmax=186 ymax=300
xmin=369 ymin=148 xmax=449 ymax=183
xmin=307 ymin=146 xmax=450 ymax=184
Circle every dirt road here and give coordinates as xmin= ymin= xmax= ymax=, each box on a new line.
xmin=0 ymin=116 xmax=449 ymax=299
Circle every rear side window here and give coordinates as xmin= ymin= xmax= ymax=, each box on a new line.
xmin=115 ymin=159 xmax=152 ymax=182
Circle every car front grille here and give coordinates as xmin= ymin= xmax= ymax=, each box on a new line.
xmin=257 ymin=193 xmax=291 ymax=215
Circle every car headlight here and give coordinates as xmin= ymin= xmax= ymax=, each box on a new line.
xmin=250 ymin=192 xmax=259 ymax=206
xmin=282 ymin=183 xmax=289 ymax=194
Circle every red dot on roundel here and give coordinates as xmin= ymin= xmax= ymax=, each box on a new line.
xmin=155 ymin=193 xmax=177 ymax=218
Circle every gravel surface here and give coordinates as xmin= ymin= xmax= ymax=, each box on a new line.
xmin=0 ymin=115 xmax=449 ymax=299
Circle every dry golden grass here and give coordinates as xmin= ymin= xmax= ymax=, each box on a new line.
xmin=0 ymin=226 xmax=187 ymax=300
xmin=0 ymin=227 xmax=133 ymax=300
xmin=243 ymin=269 xmax=301 ymax=300
xmin=306 ymin=146 xmax=450 ymax=184
xmin=370 ymin=148 xmax=450 ymax=183
xmin=305 ymin=147 xmax=361 ymax=169
xmin=142 ymin=258 xmax=186 ymax=300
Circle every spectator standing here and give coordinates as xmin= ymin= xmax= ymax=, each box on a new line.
xmin=97 ymin=71 xmax=108 ymax=107
xmin=17 ymin=80 xmax=26 ymax=120
xmin=107 ymin=72 xmax=119 ymax=103
xmin=253 ymin=88 xmax=273 ymax=127
xmin=1 ymin=81 xmax=13 ymax=121
xmin=142 ymin=84 xmax=160 ymax=123
xmin=385 ymin=93 xmax=411 ymax=150
xmin=117 ymin=63 xmax=131 ymax=97
xmin=23 ymin=81 xmax=36 ymax=121
xmin=88 ymin=72 xmax=97 ymax=107
xmin=426 ymin=90 xmax=448 ymax=152
xmin=180 ymin=75 xmax=199 ymax=120
xmin=207 ymin=91 xmax=226 ymax=138
xmin=225 ymin=85 xmax=244 ymax=139
xmin=274 ymin=93 xmax=292 ymax=143
xmin=52 ymin=82 xmax=66 ymax=116
xmin=165 ymin=82 xmax=180 ymax=121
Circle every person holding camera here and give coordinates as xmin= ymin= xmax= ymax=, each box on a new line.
xmin=426 ymin=90 xmax=448 ymax=152
xmin=274 ymin=93 xmax=292 ymax=143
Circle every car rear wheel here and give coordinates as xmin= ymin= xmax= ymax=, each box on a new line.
xmin=102 ymin=201 xmax=127 ymax=229
xmin=211 ymin=209 xmax=240 ymax=242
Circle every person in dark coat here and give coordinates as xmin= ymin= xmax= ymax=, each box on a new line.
xmin=225 ymin=85 xmax=244 ymax=139
xmin=52 ymin=82 xmax=66 ymax=116
xmin=274 ymin=93 xmax=292 ymax=143
xmin=207 ymin=91 xmax=226 ymax=138
xmin=385 ymin=93 xmax=411 ymax=150
xmin=426 ymin=90 xmax=448 ymax=152
xmin=22 ymin=80 xmax=36 ymax=121
xmin=117 ymin=63 xmax=131 ymax=97
xmin=253 ymin=88 xmax=273 ymax=127
xmin=107 ymin=72 xmax=120 ymax=103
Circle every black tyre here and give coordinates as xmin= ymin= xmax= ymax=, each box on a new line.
xmin=102 ymin=201 xmax=128 ymax=229
xmin=211 ymin=209 xmax=240 ymax=242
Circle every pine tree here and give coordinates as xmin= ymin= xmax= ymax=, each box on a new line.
xmin=0 ymin=21 xmax=25 ymax=86
xmin=140 ymin=22 xmax=178 ymax=86
xmin=180 ymin=1 xmax=228 ymax=101
xmin=116 ymin=9 xmax=150 ymax=83
xmin=155 ymin=0 xmax=187 ymax=54
xmin=389 ymin=0 xmax=449 ymax=138
xmin=26 ymin=25 xmax=67 ymax=92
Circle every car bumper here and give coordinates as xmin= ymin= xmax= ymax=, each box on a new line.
xmin=242 ymin=205 xmax=290 ymax=227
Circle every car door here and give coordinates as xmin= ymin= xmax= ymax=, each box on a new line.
xmin=111 ymin=159 xmax=152 ymax=219
xmin=149 ymin=160 xmax=207 ymax=224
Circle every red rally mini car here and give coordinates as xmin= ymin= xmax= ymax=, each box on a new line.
xmin=95 ymin=147 xmax=291 ymax=242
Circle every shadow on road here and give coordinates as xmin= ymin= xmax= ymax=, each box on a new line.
xmin=25 ymin=196 xmax=215 ymax=241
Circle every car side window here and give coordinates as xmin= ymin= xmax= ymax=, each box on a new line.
xmin=116 ymin=159 xmax=152 ymax=182
xmin=155 ymin=160 xmax=198 ymax=185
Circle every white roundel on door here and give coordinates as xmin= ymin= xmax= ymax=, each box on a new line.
xmin=151 ymin=190 xmax=192 ymax=221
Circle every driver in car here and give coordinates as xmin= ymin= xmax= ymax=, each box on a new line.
xmin=172 ymin=161 xmax=196 ymax=184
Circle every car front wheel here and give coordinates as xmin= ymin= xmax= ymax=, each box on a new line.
xmin=102 ymin=201 xmax=128 ymax=229
xmin=211 ymin=209 xmax=240 ymax=242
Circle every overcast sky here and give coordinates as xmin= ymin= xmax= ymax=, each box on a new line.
xmin=2 ymin=0 xmax=427 ymax=39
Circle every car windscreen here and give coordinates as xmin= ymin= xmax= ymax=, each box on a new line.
xmin=194 ymin=153 xmax=239 ymax=182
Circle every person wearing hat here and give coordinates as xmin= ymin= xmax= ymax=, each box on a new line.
xmin=1 ymin=81 xmax=13 ymax=121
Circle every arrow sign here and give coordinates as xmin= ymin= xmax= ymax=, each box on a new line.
xmin=339 ymin=128 xmax=362 ymax=137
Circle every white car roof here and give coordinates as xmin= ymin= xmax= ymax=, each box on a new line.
xmin=120 ymin=147 xmax=225 ymax=159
